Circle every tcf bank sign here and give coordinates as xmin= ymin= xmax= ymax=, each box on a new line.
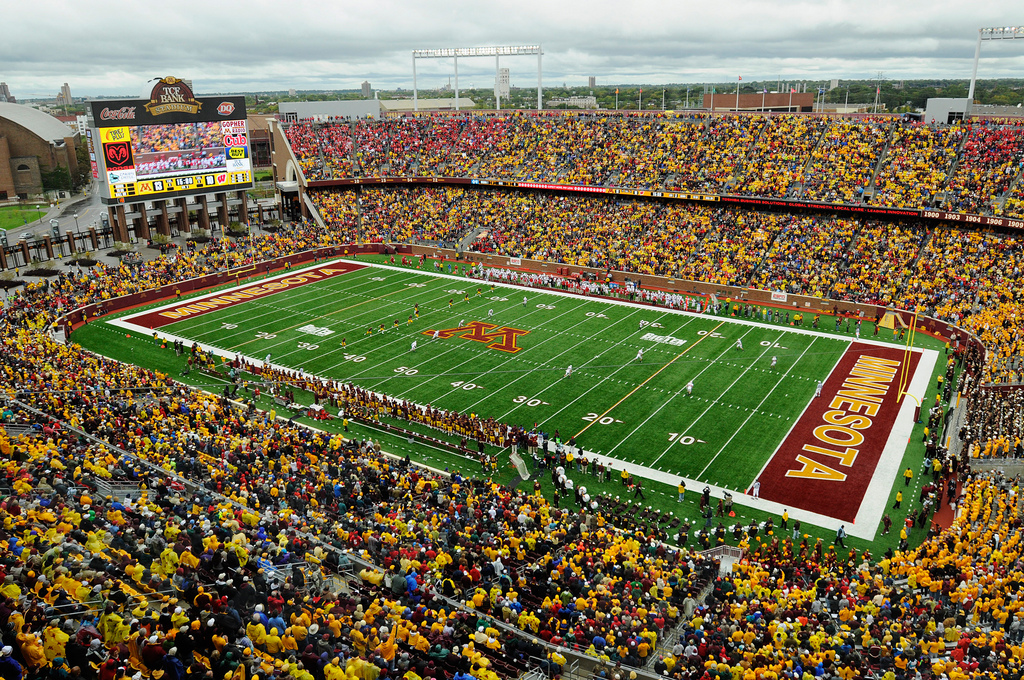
xmin=144 ymin=76 xmax=202 ymax=116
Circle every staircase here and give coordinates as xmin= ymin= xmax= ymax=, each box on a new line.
xmin=890 ymin=228 xmax=935 ymax=303
xmin=458 ymin=226 xmax=486 ymax=252
xmin=303 ymin=194 xmax=328 ymax=230
xmin=729 ymin=117 xmax=771 ymax=193
xmin=864 ymin=121 xmax=898 ymax=202
xmin=936 ymin=127 xmax=973 ymax=208
xmin=823 ymin=219 xmax=867 ymax=299
xmin=995 ymin=167 xmax=1024 ymax=215
xmin=1 ymin=424 xmax=36 ymax=438
xmin=793 ymin=119 xmax=836 ymax=199
xmin=354 ymin=186 xmax=364 ymax=236
xmin=745 ymin=226 xmax=785 ymax=288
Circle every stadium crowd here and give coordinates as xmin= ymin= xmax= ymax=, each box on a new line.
xmin=0 ymin=310 xmax=1023 ymax=680
xmin=801 ymin=119 xmax=889 ymax=204
xmin=869 ymin=123 xmax=965 ymax=209
xmin=284 ymin=112 xmax=1024 ymax=213
xmin=732 ymin=115 xmax=828 ymax=198
xmin=4 ymin=110 xmax=1024 ymax=680
xmin=942 ymin=124 xmax=1024 ymax=215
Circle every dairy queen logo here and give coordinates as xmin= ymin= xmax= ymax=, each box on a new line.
xmin=144 ymin=76 xmax=202 ymax=116
xmin=217 ymin=102 xmax=235 ymax=116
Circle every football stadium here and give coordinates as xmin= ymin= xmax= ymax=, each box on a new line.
xmin=4 ymin=27 xmax=1024 ymax=680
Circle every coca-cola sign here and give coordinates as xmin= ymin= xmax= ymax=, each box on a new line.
xmin=99 ymin=106 xmax=137 ymax=121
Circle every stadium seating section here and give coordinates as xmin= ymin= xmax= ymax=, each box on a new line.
xmin=1 ymin=112 xmax=1024 ymax=680
xmin=286 ymin=113 xmax=1024 ymax=214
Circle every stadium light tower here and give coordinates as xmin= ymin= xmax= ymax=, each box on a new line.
xmin=967 ymin=26 xmax=1024 ymax=117
xmin=412 ymin=45 xmax=543 ymax=111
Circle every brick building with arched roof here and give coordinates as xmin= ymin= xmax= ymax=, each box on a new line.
xmin=0 ymin=102 xmax=79 ymax=200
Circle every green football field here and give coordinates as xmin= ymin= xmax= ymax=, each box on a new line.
xmin=112 ymin=258 xmax=859 ymax=493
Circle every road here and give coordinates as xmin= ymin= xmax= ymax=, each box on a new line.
xmin=4 ymin=180 xmax=104 ymax=242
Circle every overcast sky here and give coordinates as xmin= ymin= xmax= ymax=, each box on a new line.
xmin=3 ymin=0 xmax=1024 ymax=98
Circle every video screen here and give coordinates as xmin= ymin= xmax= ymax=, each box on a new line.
xmin=130 ymin=121 xmax=228 ymax=179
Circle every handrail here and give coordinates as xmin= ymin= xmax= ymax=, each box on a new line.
xmin=698 ymin=545 xmax=745 ymax=561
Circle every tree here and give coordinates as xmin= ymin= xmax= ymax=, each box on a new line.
xmin=73 ymin=141 xmax=91 ymax=189
xmin=40 ymin=165 xmax=71 ymax=192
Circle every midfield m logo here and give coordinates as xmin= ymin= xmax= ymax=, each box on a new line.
xmin=424 ymin=321 xmax=529 ymax=353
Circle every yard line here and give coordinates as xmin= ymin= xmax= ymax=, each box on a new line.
xmin=353 ymin=297 xmax=569 ymax=392
xmin=696 ymin=336 xmax=818 ymax=479
xmin=462 ymin=307 xmax=646 ymax=413
xmin=387 ymin=298 xmax=613 ymax=401
xmin=227 ymin=278 xmax=488 ymax=365
xmin=573 ymin=319 xmax=729 ymax=440
xmin=603 ymin=325 xmax=759 ymax=458
xmin=648 ymin=330 xmax=785 ymax=467
xmin=527 ymin=311 xmax=691 ymax=425
xmin=168 ymin=269 xmax=384 ymax=342
xmin=170 ymin=269 xmax=404 ymax=350
xmin=746 ymin=338 xmax=852 ymax=493
xmin=230 ymin=286 xmax=420 ymax=350
xmin=329 ymin=289 xmax=539 ymax=381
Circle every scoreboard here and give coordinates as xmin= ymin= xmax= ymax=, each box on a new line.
xmin=90 ymin=77 xmax=253 ymax=205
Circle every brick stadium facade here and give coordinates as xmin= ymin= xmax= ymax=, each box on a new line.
xmin=703 ymin=92 xmax=816 ymax=112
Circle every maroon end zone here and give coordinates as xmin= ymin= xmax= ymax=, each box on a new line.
xmin=755 ymin=342 xmax=921 ymax=522
xmin=124 ymin=262 xmax=365 ymax=329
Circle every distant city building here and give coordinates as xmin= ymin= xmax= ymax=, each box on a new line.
xmin=830 ymin=79 xmax=839 ymax=91
xmin=548 ymin=95 xmax=598 ymax=109
xmin=57 ymin=83 xmax=72 ymax=105
xmin=589 ymin=76 xmax=597 ymax=88
xmin=54 ymin=115 xmax=78 ymax=134
xmin=288 ymin=88 xmax=297 ymax=97
xmin=361 ymin=81 xmax=371 ymax=98
xmin=0 ymin=83 xmax=14 ymax=104
xmin=495 ymin=69 xmax=510 ymax=99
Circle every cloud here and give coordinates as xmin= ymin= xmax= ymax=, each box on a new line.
xmin=2 ymin=0 xmax=1022 ymax=96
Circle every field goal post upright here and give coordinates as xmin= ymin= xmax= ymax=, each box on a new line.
xmin=896 ymin=311 xmax=919 ymax=423
xmin=967 ymin=26 xmax=1024 ymax=117
xmin=412 ymin=45 xmax=543 ymax=111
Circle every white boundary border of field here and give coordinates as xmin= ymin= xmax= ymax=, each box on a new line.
xmin=111 ymin=258 xmax=938 ymax=540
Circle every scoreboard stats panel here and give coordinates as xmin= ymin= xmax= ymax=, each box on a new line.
xmin=90 ymin=79 xmax=252 ymax=205
xmin=108 ymin=169 xmax=253 ymax=200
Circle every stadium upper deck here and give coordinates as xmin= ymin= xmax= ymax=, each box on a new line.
xmin=284 ymin=112 xmax=1024 ymax=219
